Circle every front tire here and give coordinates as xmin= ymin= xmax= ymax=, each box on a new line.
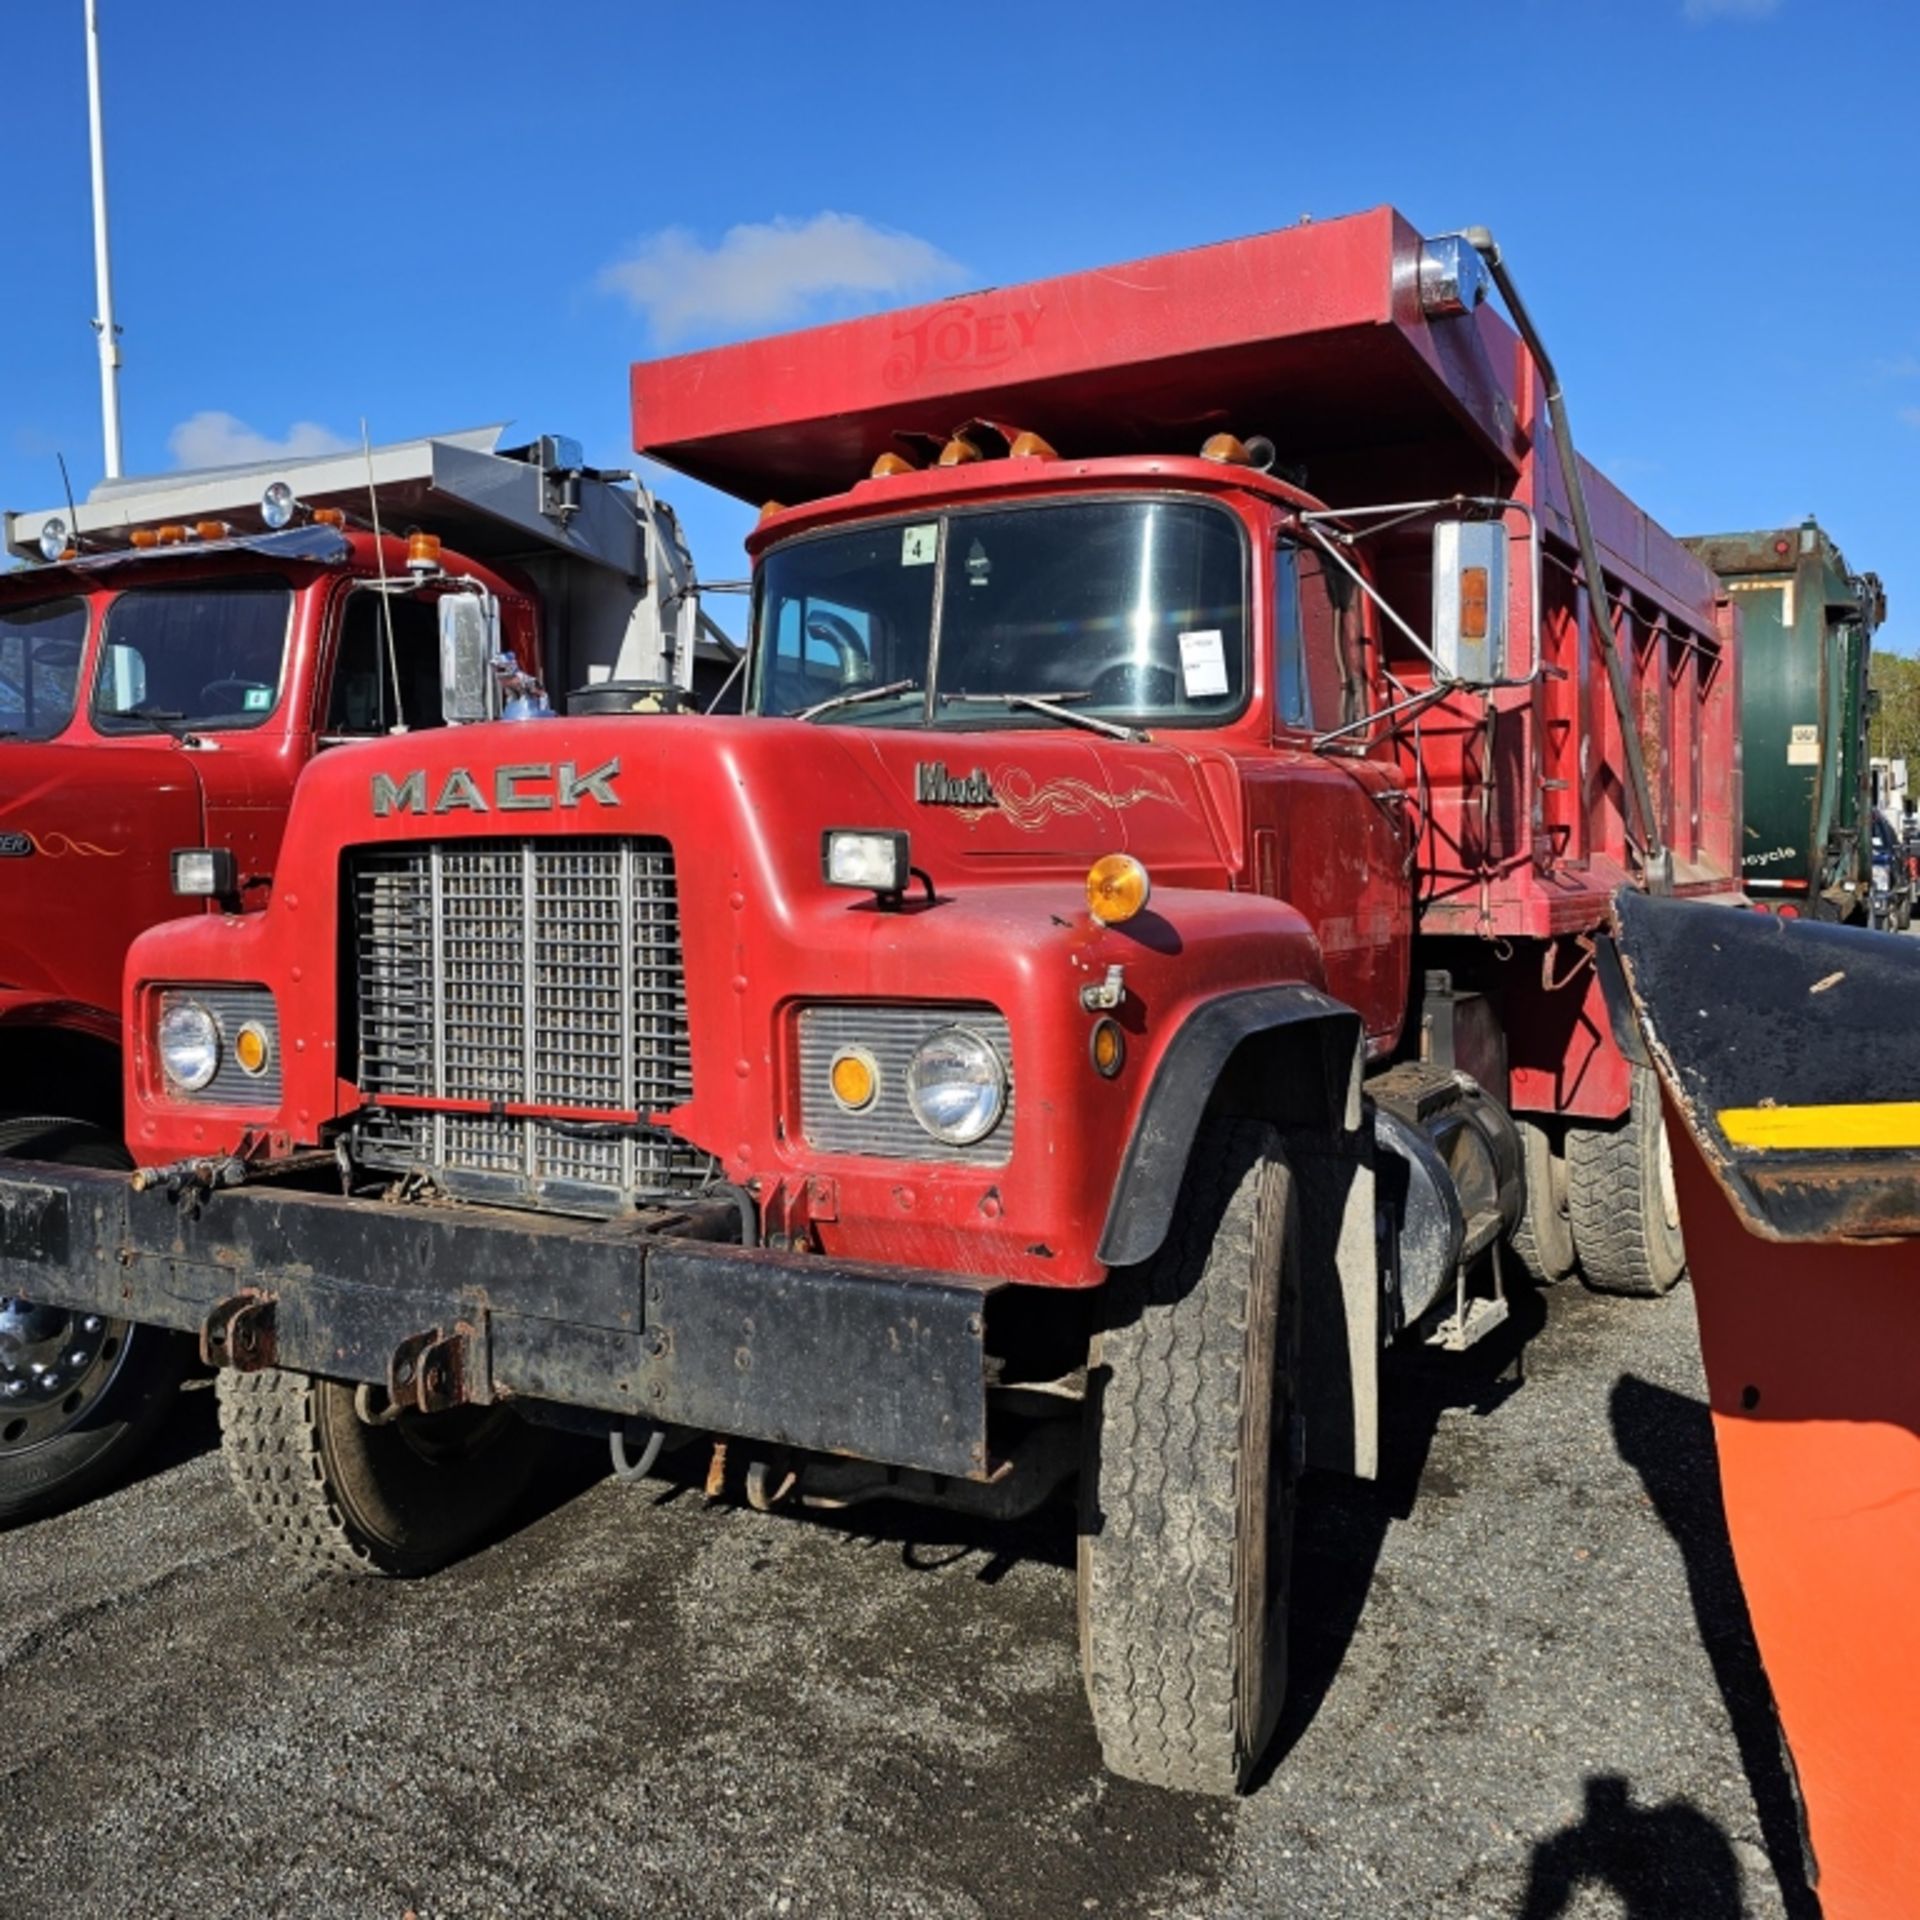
xmin=217 ymin=1367 xmax=544 ymax=1576
xmin=1566 ymin=1066 xmax=1687 ymax=1297
xmin=1078 ymin=1116 xmax=1301 ymax=1795
xmin=0 ymin=1117 xmax=190 ymax=1525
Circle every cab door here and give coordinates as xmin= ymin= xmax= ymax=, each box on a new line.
xmin=1242 ymin=537 xmax=1412 ymax=1054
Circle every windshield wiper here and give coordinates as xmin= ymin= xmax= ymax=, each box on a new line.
xmin=940 ymin=690 xmax=1148 ymax=742
xmin=790 ymin=678 xmax=921 ymax=722
xmin=116 ymin=704 xmax=190 ymax=734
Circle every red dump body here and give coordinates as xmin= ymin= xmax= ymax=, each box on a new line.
xmin=634 ymin=205 xmax=1739 ymax=950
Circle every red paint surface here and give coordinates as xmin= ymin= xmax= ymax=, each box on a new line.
xmin=1668 ymin=1109 xmax=1920 ymax=1919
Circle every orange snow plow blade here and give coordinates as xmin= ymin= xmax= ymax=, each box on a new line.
xmin=1609 ymin=890 xmax=1920 ymax=1919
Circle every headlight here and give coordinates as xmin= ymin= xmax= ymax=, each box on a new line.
xmin=158 ymin=1000 xmax=219 ymax=1092
xmin=906 ymin=1026 xmax=1007 ymax=1146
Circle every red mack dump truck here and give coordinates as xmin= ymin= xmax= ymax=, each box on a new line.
xmin=0 ymin=428 xmax=729 ymax=1519
xmin=0 ymin=209 xmax=1738 ymax=1792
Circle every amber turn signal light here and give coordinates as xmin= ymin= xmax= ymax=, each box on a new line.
xmin=829 ymin=1047 xmax=879 ymax=1113
xmin=1090 ymin=1018 xmax=1126 ymax=1078
xmin=1087 ymin=853 xmax=1152 ymax=925
xmin=232 ymin=1022 xmax=273 ymax=1078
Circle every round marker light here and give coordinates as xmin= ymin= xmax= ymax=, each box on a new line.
xmin=828 ymin=1046 xmax=879 ymax=1113
xmin=906 ymin=1027 xmax=1007 ymax=1147
xmin=260 ymin=482 xmax=296 ymax=530
xmin=1090 ymin=1018 xmax=1126 ymax=1078
xmin=157 ymin=1000 xmax=219 ymax=1092
xmin=1087 ymin=853 xmax=1151 ymax=925
xmin=232 ymin=1021 xmax=273 ymax=1078
xmin=37 ymin=518 xmax=70 ymax=563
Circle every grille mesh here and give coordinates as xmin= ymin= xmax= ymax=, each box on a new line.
xmin=349 ymin=837 xmax=702 ymax=1211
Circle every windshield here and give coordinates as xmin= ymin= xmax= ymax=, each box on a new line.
xmin=751 ymin=497 xmax=1247 ymax=727
xmin=0 ymin=597 xmax=88 ymax=742
xmin=92 ymin=579 xmax=294 ymax=734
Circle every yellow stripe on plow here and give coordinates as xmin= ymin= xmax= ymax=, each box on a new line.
xmin=1719 ymin=1102 xmax=1920 ymax=1151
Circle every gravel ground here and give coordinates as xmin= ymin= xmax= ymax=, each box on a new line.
xmin=0 ymin=1278 xmax=1818 ymax=1920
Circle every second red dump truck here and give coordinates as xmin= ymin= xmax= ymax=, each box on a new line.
xmin=0 ymin=209 xmax=1738 ymax=1792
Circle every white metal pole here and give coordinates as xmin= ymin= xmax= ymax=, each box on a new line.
xmin=84 ymin=0 xmax=123 ymax=478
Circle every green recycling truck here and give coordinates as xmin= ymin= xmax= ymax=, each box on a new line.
xmin=1684 ymin=519 xmax=1885 ymax=921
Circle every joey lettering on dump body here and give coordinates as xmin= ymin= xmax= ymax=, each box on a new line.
xmin=370 ymin=759 xmax=623 ymax=817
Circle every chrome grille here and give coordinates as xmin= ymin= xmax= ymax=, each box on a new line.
xmin=349 ymin=837 xmax=702 ymax=1212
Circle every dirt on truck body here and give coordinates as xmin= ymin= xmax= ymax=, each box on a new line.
xmin=0 ymin=207 xmax=1741 ymax=1792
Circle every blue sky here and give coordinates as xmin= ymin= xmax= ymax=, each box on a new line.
xmin=3 ymin=0 xmax=1914 ymax=650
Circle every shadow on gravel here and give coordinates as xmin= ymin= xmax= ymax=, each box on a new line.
xmin=1610 ymin=1375 xmax=1820 ymax=1919
xmin=121 ymin=1371 xmax=221 ymax=1488
xmin=1516 ymin=1773 xmax=1744 ymax=1918
xmin=1256 ymin=1281 xmax=1547 ymax=1782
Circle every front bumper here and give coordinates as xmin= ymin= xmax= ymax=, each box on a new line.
xmin=0 ymin=1167 xmax=1000 ymax=1479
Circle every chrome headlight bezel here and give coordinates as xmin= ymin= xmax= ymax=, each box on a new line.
xmin=905 ymin=1025 xmax=1009 ymax=1147
xmin=157 ymin=999 xmax=220 ymax=1092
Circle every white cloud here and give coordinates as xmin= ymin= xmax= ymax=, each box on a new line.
xmin=598 ymin=212 xmax=964 ymax=343
xmin=1682 ymin=0 xmax=1781 ymax=19
xmin=167 ymin=411 xmax=354 ymax=470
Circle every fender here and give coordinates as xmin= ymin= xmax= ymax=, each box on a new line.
xmin=1097 ymin=983 xmax=1363 ymax=1269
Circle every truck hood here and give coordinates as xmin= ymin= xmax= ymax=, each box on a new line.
xmin=303 ymin=713 xmax=1232 ymax=886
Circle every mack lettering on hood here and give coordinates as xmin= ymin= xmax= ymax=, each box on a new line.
xmin=371 ymin=759 xmax=622 ymax=816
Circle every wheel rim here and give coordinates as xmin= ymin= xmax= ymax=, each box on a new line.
xmin=0 ymin=1299 xmax=134 ymax=1452
xmin=1656 ymin=1119 xmax=1681 ymax=1235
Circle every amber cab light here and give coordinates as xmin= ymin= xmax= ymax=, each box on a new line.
xmin=870 ymin=452 xmax=918 ymax=478
xmin=406 ymin=531 xmax=443 ymax=574
xmin=937 ymin=435 xmax=983 ymax=467
xmin=194 ymin=520 xmax=230 ymax=542
xmin=1087 ymin=853 xmax=1152 ymax=925
xmin=129 ymin=529 xmax=160 ymax=549
xmin=313 ymin=507 xmax=347 ymax=528
xmin=155 ymin=524 xmax=187 ymax=545
xmin=1199 ymin=432 xmax=1252 ymax=464
xmin=1008 ymin=430 xmax=1058 ymax=460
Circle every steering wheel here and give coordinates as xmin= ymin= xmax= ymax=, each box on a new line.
xmin=198 ymin=677 xmax=267 ymax=711
xmin=1087 ymin=659 xmax=1180 ymax=709
xmin=805 ymin=612 xmax=872 ymax=687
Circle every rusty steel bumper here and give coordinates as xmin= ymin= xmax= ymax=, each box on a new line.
xmin=0 ymin=1166 xmax=1001 ymax=1479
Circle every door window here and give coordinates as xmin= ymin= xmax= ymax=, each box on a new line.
xmin=324 ymin=591 xmax=446 ymax=735
xmin=0 ymin=597 xmax=88 ymax=741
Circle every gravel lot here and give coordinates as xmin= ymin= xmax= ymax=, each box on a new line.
xmin=0 ymin=1278 xmax=1818 ymax=1920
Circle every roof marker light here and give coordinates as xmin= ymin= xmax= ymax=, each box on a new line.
xmin=313 ymin=507 xmax=347 ymax=528
xmin=1008 ymin=430 xmax=1058 ymax=459
xmin=870 ymin=451 xmax=918 ymax=478
xmin=937 ymin=435 xmax=983 ymax=467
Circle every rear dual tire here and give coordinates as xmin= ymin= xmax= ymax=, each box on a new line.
xmin=1566 ymin=1066 xmax=1687 ymax=1297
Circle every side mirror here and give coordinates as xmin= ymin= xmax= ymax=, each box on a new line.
xmin=1431 ymin=521 xmax=1509 ymax=684
xmin=439 ymin=593 xmax=499 ymax=725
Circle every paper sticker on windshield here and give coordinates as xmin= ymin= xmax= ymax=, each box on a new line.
xmin=1179 ymin=630 xmax=1229 ymax=698
xmin=1787 ymin=723 xmax=1819 ymax=766
xmin=901 ymin=524 xmax=937 ymax=567
xmin=243 ymin=687 xmax=273 ymax=711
